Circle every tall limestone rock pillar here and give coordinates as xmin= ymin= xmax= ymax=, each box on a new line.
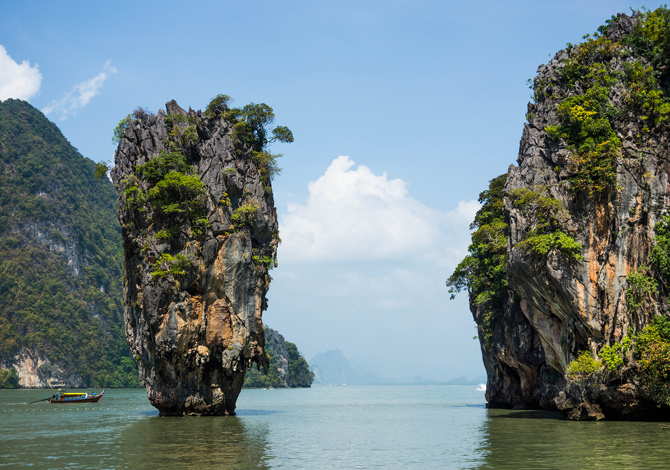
xmin=111 ymin=100 xmax=279 ymax=415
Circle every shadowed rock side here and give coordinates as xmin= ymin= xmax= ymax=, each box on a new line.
xmin=111 ymin=100 xmax=278 ymax=415
xmin=464 ymin=11 xmax=670 ymax=420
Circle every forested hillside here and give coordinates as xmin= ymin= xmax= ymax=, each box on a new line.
xmin=244 ymin=327 xmax=313 ymax=388
xmin=0 ymin=99 xmax=139 ymax=388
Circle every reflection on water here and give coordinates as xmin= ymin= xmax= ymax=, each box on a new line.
xmin=112 ymin=415 xmax=270 ymax=469
xmin=477 ymin=409 xmax=670 ymax=469
xmin=2 ymin=387 xmax=669 ymax=469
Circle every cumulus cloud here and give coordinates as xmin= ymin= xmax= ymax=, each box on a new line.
xmin=43 ymin=60 xmax=117 ymax=120
xmin=0 ymin=45 xmax=42 ymax=101
xmin=279 ymin=156 xmax=479 ymax=263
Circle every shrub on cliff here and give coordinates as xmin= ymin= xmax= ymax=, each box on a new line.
xmin=120 ymin=149 xmax=209 ymax=240
xmin=566 ymin=351 xmax=602 ymax=386
xmin=509 ymin=187 xmax=583 ymax=261
xmin=625 ymin=266 xmax=658 ymax=313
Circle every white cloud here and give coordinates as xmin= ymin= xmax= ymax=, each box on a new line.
xmin=43 ymin=60 xmax=117 ymax=120
xmin=279 ymin=155 xmax=479 ymax=264
xmin=0 ymin=45 xmax=42 ymax=101
xmin=447 ymin=199 xmax=480 ymax=226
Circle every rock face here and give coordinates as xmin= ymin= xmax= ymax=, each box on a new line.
xmin=0 ymin=348 xmax=84 ymax=388
xmin=111 ymin=100 xmax=279 ymax=415
xmin=474 ymin=12 xmax=670 ymax=419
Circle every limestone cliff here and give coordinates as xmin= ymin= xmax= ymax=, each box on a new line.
xmin=111 ymin=99 xmax=281 ymax=415
xmin=452 ymin=10 xmax=670 ymax=419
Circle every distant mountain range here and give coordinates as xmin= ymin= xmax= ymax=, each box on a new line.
xmin=309 ymin=349 xmax=485 ymax=386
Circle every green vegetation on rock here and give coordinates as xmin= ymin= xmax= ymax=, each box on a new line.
xmin=634 ymin=315 xmax=670 ymax=405
xmin=244 ymin=349 xmax=283 ymax=388
xmin=626 ymin=266 xmax=658 ymax=313
xmin=150 ymin=253 xmax=193 ymax=280
xmin=541 ymin=7 xmax=670 ymax=196
xmin=286 ymin=341 xmax=314 ymax=387
xmin=566 ymin=351 xmax=602 ymax=385
xmin=510 ymin=187 xmax=583 ymax=260
xmin=599 ymin=336 xmax=631 ymax=372
xmin=447 ymin=175 xmax=508 ymax=348
xmin=120 ymin=149 xmax=209 ymax=242
xmin=206 ymin=95 xmax=293 ymax=192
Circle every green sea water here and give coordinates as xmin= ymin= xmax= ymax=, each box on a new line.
xmin=0 ymin=385 xmax=668 ymax=469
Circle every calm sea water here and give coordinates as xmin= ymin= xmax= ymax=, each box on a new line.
xmin=1 ymin=385 xmax=668 ymax=469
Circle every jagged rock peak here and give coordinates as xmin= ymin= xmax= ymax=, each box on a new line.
xmin=111 ymin=99 xmax=280 ymax=415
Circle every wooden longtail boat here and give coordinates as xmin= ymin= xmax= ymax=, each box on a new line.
xmin=48 ymin=389 xmax=105 ymax=404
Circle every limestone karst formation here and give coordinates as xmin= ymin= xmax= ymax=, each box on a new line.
xmin=450 ymin=10 xmax=670 ymax=420
xmin=111 ymin=99 xmax=281 ymax=415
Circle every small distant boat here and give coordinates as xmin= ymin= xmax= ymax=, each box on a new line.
xmin=48 ymin=389 xmax=105 ymax=404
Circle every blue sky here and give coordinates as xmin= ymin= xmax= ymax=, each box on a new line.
xmin=0 ymin=0 xmax=654 ymax=381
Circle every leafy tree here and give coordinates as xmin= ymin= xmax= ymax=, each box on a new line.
xmin=112 ymin=107 xmax=152 ymax=145
xmin=205 ymin=94 xmax=232 ymax=118
xmin=112 ymin=114 xmax=132 ymax=144
xmin=624 ymin=7 xmax=670 ymax=91
xmin=94 ymin=162 xmax=110 ymax=180
xmin=566 ymin=351 xmax=602 ymax=386
xmin=0 ymin=367 xmax=19 ymax=388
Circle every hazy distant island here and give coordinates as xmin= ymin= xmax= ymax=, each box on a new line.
xmin=449 ymin=8 xmax=670 ymax=420
xmin=309 ymin=348 xmax=485 ymax=386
